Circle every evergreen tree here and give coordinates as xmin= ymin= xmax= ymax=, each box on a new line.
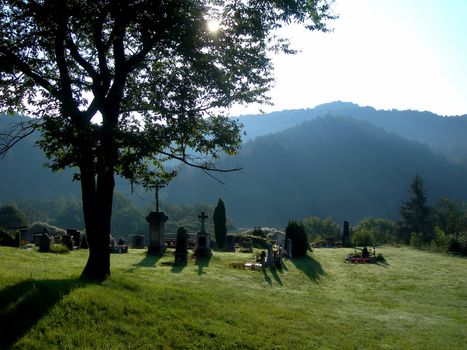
xmin=400 ymin=175 xmax=432 ymax=242
xmin=285 ymin=221 xmax=309 ymax=257
xmin=213 ymin=198 xmax=227 ymax=249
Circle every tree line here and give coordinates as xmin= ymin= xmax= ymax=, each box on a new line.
xmin=295 ymin=175 xmax=467 ymax=255
xmin=0 ymin=194 xmax=235 ymax=243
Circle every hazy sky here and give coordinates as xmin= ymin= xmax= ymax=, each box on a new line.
xmin=230 ymin=0 xmax=467 ymax=117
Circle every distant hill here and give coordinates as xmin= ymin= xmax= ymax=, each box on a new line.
xmin=237 ymin=101 xmax=467 ymax=164
xmin=166 ymin=116 xmax=467 ymax=227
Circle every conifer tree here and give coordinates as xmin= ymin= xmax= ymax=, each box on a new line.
xmin=213 ymin=198 xmax=227 ymax=249
xmin=400 ymin=174 xmax=432 ymax=242
xmin=285 ymin=221 xmax=309 ymax=257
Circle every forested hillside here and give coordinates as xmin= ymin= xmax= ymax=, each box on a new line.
xmin=238 ymin=101 xmax=467 ymax=164
xmin=167 ymin=116 xmax=467 ymax=226
xmin=2 ymin=104 xmax=467 ymax=229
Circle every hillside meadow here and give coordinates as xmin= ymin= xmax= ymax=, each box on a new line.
xmin=0 ymin=246 xmax=466 ymax=349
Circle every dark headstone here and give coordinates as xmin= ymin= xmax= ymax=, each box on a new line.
xmin=174 ymin=227 xmax=189 ymax=264
xmin=132 ymin=235 xmax=145 ymax=249
xmin=195 ymin=212 xmax=211 ymax=257
xmin=267 ymin=245 xmax=273 ymax=266
xmin=147 ymin=211 xmax=168 ymax=255
xmin=61 ymin=234 xmax=73 ymax=251
xmin=225 ymin=235 xmax=235 ymax=252
xmin=39 ymin=232 xmax=51 ymax=252
xmin=66 ymin=229 xmax=81 ymax=248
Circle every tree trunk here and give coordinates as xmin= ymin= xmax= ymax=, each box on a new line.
xmin=79 ymin=156 xmax=115 ymax=281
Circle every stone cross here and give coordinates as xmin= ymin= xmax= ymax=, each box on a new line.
xmin=151 ymin=182 xmax=165 ymax=212
xmin=198 ymin=211 xmax=208 ymax=233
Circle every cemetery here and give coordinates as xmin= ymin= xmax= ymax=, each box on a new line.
xmin=0 ymin=192 xmax=465 ymax=349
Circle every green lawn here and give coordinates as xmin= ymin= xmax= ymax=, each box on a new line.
xmin=0 ymin=246 xmax=466 ymax=349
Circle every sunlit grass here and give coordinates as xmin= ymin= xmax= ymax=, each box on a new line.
xmin=1 ymin=246 xmax=466 ymax=349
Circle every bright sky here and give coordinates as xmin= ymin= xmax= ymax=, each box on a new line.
xmin=230 ymin=0 xmax=467 ymax=117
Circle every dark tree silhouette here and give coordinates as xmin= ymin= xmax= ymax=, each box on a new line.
xmin=341 ymin=220 xmax=352 ymax=247
xmin=285 ymin=221 xmax=309 ymax=257
xmin=213 ymin=198 xmax=227 ymax=249
xmin=0 ymin=1 xmax=334 ymax=280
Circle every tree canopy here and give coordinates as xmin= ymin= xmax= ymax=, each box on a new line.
xmin=0 ymin=0 xmax=334 ymax=280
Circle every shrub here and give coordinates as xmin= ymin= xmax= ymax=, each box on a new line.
xmin=447 ymin=236 xmax=461 ymax=253
xmin=0 ymin=204 xmax=28 ymax=229
xmin=50 ymin=244 xmax=69 ymax=254
xmin=250 ymin=227 xmax=266 ymax=238
xmin=352 ymin=229 xmax=375 ymax=247
xmin=242 ymin=235 xmax=271 ymax=249
xmin=410 ymin=232 xmax=424 ymax=248
xmin=285 ymin=221 xmax=309 ymax=257
xmin=28 ymin=222 xmax=67 ymax=236
xmin=0 ymin=230 xmax=20 ymax=247
xmin=431 ymin=226 xmax=448 ymax=253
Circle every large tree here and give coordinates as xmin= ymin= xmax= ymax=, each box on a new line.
xmin=0 ymin=0 xmax=334 ymax=280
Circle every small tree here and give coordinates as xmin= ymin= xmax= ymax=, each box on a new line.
xmin=213 ymin=198 xmax=227 ymax=249
xmin=285 ymin=221 xmax=309 ymax=257
xmin=400 ymin=175 xmax=432 ymax=243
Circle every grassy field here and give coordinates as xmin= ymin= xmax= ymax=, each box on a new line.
xmin=0 ymin=246 xmax=466 ymax=349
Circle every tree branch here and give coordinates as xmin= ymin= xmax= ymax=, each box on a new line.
xmin=159 ymin=150 xmax=242 ymax=174
xmin=0 ymin=118 xmax=42 ymax=158
xmin=0 ymin=48 xmax=58 ymax=98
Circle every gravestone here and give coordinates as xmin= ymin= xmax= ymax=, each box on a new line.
xmin=61 ymin=234 xmax=73 ymax=251
xmin=195 ymin=211 xmax=211 ymax=257
xmin=39 ymin=232 xmax=51 ymax=252
xmin=146 ymin=182 xmax=168 ymax=255
xmin=225 ymin=235 xmax=235 ymax=252
xmin=174 ymin=227 xmax=189 ymax=263
xmin=132 ymin=235 xmax=145 ymax=249
xmin=267 ymin=244 xmax=273 ymax=267
xmin=287 ymin=238 xmax=292 ymax=258
xmin=147 ymin=211 xmax=168 ymax=255
xmin=66 ymin=229 xmax=81 ymax=248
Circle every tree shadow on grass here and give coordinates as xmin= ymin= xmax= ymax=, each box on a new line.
xmin=0 ymin=278 xmax=87 ymax=349
xmin=195 ymin=255 xmax=211 ymax=275
xmin=290 ymin=254 xmax=326 ymax=282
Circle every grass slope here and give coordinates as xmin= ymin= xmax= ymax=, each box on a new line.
xmin=0 ymin=246 xmax=466 ymax=349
